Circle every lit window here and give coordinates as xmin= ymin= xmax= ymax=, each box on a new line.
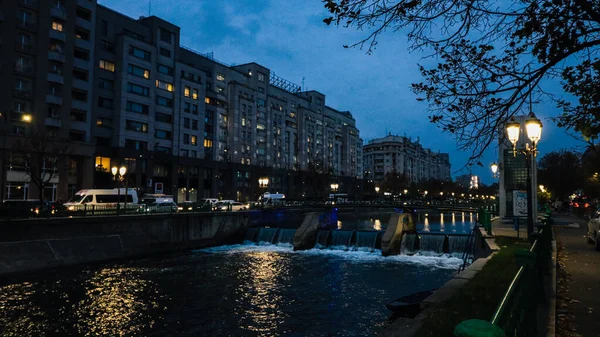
xmin=241 ymin=117 xmax=246 ymax=126
xmin=94 ymin=156 xmax=111 ymax=171
xmin=52 ymin=21 xmax=63 ymax=32
xmin=191 ymin=135 xmax=197 ymax=145
xmin=99 ymin=59 xmax=115 ymax=72
xmin=192 ymin=89 xmax=198 ymax=100
xmin=216 ymin=73 xmax=225 ymax=81
xmin=156 ymin=80 xmax=173 ymax=92
xmin=204 ymin=139 xmax=213 ymax=148
xmin=205 ymin=97 xmax=211 ymax=104
xmin=184 ymin=86 xmax=190 ymax=97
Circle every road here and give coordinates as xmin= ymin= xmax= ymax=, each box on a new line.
xmin=554 ymin=214 xmax=600 ymax=337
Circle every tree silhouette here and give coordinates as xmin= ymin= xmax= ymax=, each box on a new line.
xmin=323 ymin=0 xmax=600 ymax=165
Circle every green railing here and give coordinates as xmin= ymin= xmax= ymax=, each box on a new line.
xmin=454 ymin=225 xmax=553 ymax=337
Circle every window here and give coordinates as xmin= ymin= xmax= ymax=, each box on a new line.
xmin=216 ymin=73 xmax=225 ymax=81
xmin=191 ymin=150 xmax=198 ymax=158
xmin=192 ymin=89 xmax=198 ymax=100
xmin=95 ymin=156 xmax=111 ymax=171
xmin=126 ymin=101 xmax=149 ymax=114
xmin=180 ymin=149 xmax=189 ymax=157
xmin=216 ymin=86 xmax=225 ymax=95
xmin=184 ymin=102 xmax=190 ymax=113
xmin=99 ymin=59 xmax=115 ymax=72
xmin=126 ymin=120 xmax=148 ymax=133
xmin=52 ymin=21 xmax=63 ymax=32
xmin=257 ymin=98 xmax=265 ymax=107
xmin=155 ymin=146 xmax=171 ymax=154
xmin=205 ymin=110 xmax=214 ymax=124
xmin=156 ymin=96 xmax=173 ymax=107
xmin=258 ymin=73 xmax=265 ymax=82
xmin=75 ymin=27 xmax=90 ymax=41
xmin=73 ymin=68 xmax=88 ymax=81
xmin=76 ymin=7 xmax=92 ymax=21
xmin=74 ymin=48 xmax=89 ymax=61
xmin=155 ymin=112 xmax=172 ymax=124
xmin=98 ymin=97 xmax=113 ymax=109
xmin=96 ymin=117 xmax=112 ymax=128
xmin=129 ymin=46 xmax=151 ymax=61
xmin=192 ymin=120 xmax=198 ymax=130
xmin=155 ymin=129 xmax=172 ymax=140
xmin=71 ymin=109 xmax=86 ymax=122
xmin=72 ymin=89 xmax=87 ymax=102
xmin=159 ymin=47 xmax=171 ymax=58
xmin=184 ymin=86 xmax=190 ymax=97
xmin=183 ymin=134 xmax=190 ymax=144
xmin=47 ymin=104 xmax=60 ymax=118
xmin=99 ymin=78 xmax=114 ymax=90
xmin=155 ymin=80 xmax=173 ymax=92
xmin=101 ymin=40 xmax=115 ymax=53
xmin=242 ymin=117 xmax=246 ymax=126
xmin=204 ymin=139 xmax=213 ymax=148
xmin=183 ymin=118 xmax=190 ymax=129
xmin=101 ymin=20 xmax=108 ymax=36
xmin=127 ymin=64 xmax=150 ymax=79
xmin=157 ymin=64 xmax=173 ymax=76
xmin=191 ymin=135 xmax=197 ymax=146
xmin=69 ymin=130 xmax=86 ymax=142
xmin=127 ymin=82 xmax=150 ymax=96
xmin=191 ymin=105 xmax=198 ymax=115
xmin=258 ymin=87 xmax=264 ymax=94
xmin=125 ymin=139 xmax=147 ymax=151
xmin=160 ymin=28 xmax=172 ymax=43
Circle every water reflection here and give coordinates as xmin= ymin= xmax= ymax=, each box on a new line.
xmin=373 ymin=219 xmax=382 ymax=231
xmin=73 ymin=267 xmax=165 ymax=336
xmin=0 ymin=282 xmax=48 ymax=336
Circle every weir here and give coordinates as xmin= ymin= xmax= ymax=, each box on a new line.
xmin=355 ymin=231 xmax=380 ymax=251
xmin=315 ymin=230 xmax=331 ymax=248
xmin=276 ymin=229 xmax=296 ymax=245
xmin=330 ymin=230 xmax=354 ymax=248
xmin=257 ymin=228 xmax=279 ymax=244
xmin=419 ymin=234 xmax=446 ymax=254
xmin=401 ymin=233 xmax=418 ymax=255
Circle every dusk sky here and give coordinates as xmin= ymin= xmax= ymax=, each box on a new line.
xmin=98 ymin=0 xmax=586 ymax=184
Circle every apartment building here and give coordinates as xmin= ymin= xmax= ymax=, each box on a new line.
xmin=0 ymin=1 xmax=363 ymax=202
xmin=363 ymin=135 xmax=451 ymax=183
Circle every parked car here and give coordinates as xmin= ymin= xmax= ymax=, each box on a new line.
xmin=214 ymin=201 xmax=249 ymax=212
xmin=144 ymin=202 xmax=178 ymax=213
xmin=177 ymin=201 xmax=195 ymax=212
xmin=586 ymin=209 xmax=600 ymax=251
xmin=0 ymin=200 xmax=53 ymax=217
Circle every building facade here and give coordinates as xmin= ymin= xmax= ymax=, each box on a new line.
xmin=0 ymin=0 xmax=363 ymax=202
xmin=362 ymin=135 xmax=451 ymax=183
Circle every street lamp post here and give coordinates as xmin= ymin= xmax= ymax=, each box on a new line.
xmin=375 ymin=186 xmax=380 ymax=202
xmin=490 ymin=162 xmax=499 ymax=179
xmin=112 ymin=165 xmax=127 ymax=214
xmin=506 ymin=114 xmax=543 ymax=235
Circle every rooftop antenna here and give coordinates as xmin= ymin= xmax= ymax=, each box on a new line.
xmin=148 ymin=0 xmax=151 ymax=16
xmin=302 ymin=77 xmax=306 ymax=91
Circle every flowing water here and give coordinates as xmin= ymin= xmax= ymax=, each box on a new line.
xmin=0 ymin=244 xmax=462 ymax=337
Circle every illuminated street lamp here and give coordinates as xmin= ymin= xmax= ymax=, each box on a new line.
xmin=490 ymin=162 xmax=499 ymax=179
xmin=506 ymin=114 xmax=543 ymax=234
xmin=112 ymin=165 xmax=127 ymax=213
xmin=403 ymin=189 xmax=408 ymax=195
xmin=21 ymin=114 xmax=32 ymax=123
xmin=330 ymin=183 xmax=339 ymax=192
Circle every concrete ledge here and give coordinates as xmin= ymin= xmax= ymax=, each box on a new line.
xmin=422 ymin=278 xmax=470 ymax=308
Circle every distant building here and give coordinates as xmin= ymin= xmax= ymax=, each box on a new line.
xmin=362 ymin=135 xmax=451 ymax=183
xmin=0 ymin=1 xmax=363 ymax=202
xmin=455 ymin=174 xmax=479 ymax=190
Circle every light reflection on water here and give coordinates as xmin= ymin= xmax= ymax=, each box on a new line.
xmin=337 ymin=211 xmax=475 ymax=234
xmin=0 ymin=245 xmax=460 ymax=337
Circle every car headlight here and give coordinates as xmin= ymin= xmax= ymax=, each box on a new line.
xmin=177 ymin=207 xmax=183 ymax=211
xmin=68 ymin=206 xmax=75 ymax=211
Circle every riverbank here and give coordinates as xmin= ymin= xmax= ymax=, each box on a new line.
xmin=0 ymin=212 xmax=249 ymax=275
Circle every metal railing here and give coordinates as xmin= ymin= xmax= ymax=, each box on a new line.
xmin=454 ymin=225 xmax=553 ymax=336
xmin=458 ymin=228 xmax=477 ymax=273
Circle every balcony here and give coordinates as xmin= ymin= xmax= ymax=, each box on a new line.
xmin=75 ymin=17 xmax=92 ymax=31
xmin=48 ymin=51 xmax=65 ymax=63
xmin=72 ymin=78 xmax=89 ymax=90
xmin=74 ymin=37 xmax=90 ymax=50
xmin=49 ymin=29 xmax=66 ymax=41
xmin=16 ymin=20 xmax=36 ymax=31
xmin=47 ymin=72 xmax=64 ymax=84
xmin=14 ymin=65 xmax=34 ymax=77
xmin=17 ymin=0 xmax=38 ymax=9
xmin=13 ymin=88 xmax=33 ymax=99
xmin=76 ymin=0 xmax=95 ymax=11
xmin=45 ymin=117 xmax=62 ymax=128
xmin=50 ymin=6 xmax=67 ymax=20
xmin=71 ymin=99 xmax=88 ymax=111
xmin=46 ymin=94 xmax=62 ymax=105
xmin=14 ymin=42 xmax=34 ymax=54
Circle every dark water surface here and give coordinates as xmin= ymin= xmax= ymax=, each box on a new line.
xmin=0 ymin=243 xmax=462 ymax=336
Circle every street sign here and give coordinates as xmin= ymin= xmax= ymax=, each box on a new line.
xmin=513 ymin=190 xmax=528 ymax=217
xmin=155 ymin=182 xmax=163 ymax=194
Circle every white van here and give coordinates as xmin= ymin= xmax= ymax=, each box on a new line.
xmin=259 ymin=193 xmax=285 ymax=206
xmin=64 ymin=189 xmax=139 ymax=212
xmin=141 ymin=193 xmax=174 ymax=204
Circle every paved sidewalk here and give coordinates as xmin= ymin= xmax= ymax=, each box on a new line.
xmin=553 ymin=213 xmax=600 ymax=337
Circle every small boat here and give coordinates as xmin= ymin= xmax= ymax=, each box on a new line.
xmin=385 ymin=289 xmax=436 ymax=317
